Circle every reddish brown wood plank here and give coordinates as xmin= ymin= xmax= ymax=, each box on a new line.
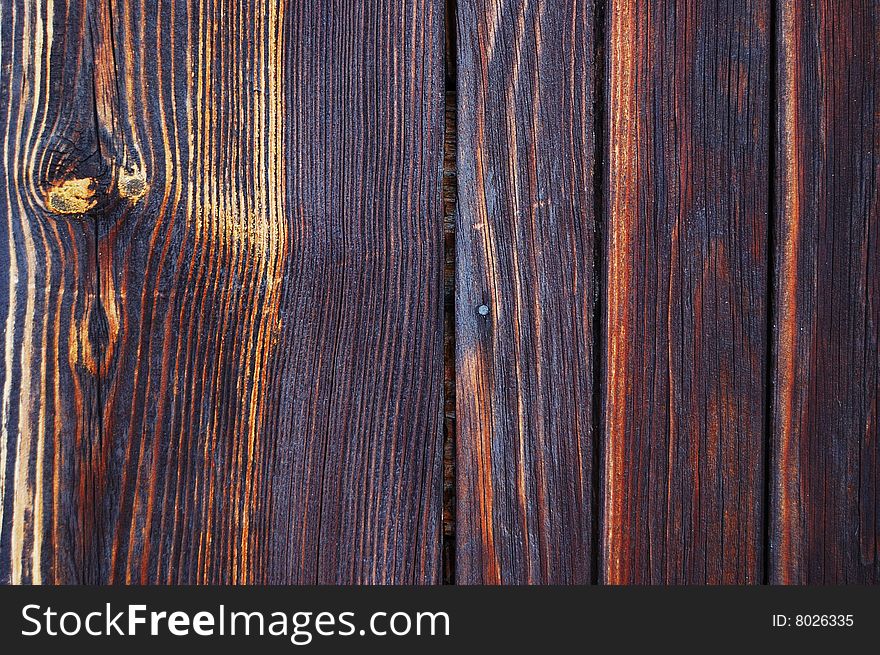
xmin=772 ymin=0 xmax=880 ymax=584
xmin=604 ymin=0 xmax=770 ymax=583
xmin=455 ymin=0 xmax=599 ymax=584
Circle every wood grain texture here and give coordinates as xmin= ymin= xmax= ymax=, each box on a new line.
xmin=0 ymin=0 xmax=105 ymax=585
xmin=263 ymin=1 xmax=444 ymax=584
xmin=772 ymin=0 xmax=879 ymax=584
xmin=2 ymin=0 xmax=878 ymax=589
xmin=604 ymin=0 xmax=770 ymax=583
xmin=455 ymin=0 xmax=598 ymax=584
xmin=1 ymin=0 xmax=444 ymax=584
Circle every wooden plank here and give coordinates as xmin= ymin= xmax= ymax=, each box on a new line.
xmin=604 ymin=0 xmax=770 ymax=583
xmin=261 ymin=2 xmax=445 ymax=584
xmin=455 ymin=0 xmax=599 ymax=584
xmin=772 ymin=0 xmax=879 ymax=583
xmin=2 ymin=0 xmax=444 ymax=583
xmin=0 ymin=0 xmax=104 ymax=584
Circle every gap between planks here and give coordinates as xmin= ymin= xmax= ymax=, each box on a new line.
xmin=442 ymin=0 xmax=459 ymax=586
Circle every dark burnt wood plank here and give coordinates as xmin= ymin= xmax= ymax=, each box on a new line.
xmin=260 ymin=2 xmax=445 ymax=584
xmin=455 ymin=0 xmax=599 ymax=584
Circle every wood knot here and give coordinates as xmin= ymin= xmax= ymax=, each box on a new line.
xmin=44 ymin=164 xmax=147 ymax=217
xmin=118 ymin=167 xmax=147 ymax=203
xmin=45 ymin=177 xmax=97 ymax=215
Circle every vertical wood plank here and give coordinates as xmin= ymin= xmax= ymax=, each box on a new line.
xmin=263 ymin=1 xmax=445 ymax=584
xmin=2 ymin=0 xmax=444 ymax=584
xmin=772 ymin=0 xmax=879 ymax=583
xmin=455 ymin=0 xmax=599 ymax=584
xmin=0 ymin=0 xmax=103 ymax=584
xmin=604 ymin=0 xmax=770 ymax=583
xmin=93 ymin=0 xmax=292 ymax=585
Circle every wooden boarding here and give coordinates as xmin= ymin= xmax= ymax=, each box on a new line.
xmin=1 ymin=0 xmax=877 ymax=585
xmin=603 ymin=0 xmax=770 ymax=584
xmin=0 ymin=0 xmax=444 ymax=584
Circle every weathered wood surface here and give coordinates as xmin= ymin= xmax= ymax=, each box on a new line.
xmin=604 ymin=0 xmax=770 ymax=583
xmin=1 ymin=0 xmax=879 ymax=587
xmin=0 ymin=0 xmax=444 ymax=584
xmin=771 ymin=0 xmax=879 ymax=584
xmin=0 ymin=0 xmax=104 ymax=584
xmin=455 ymin=0 xmax=599 ymax=584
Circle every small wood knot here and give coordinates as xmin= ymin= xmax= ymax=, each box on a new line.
xmin=118 ymin=167 xmax=147 ymax=203
xmin=45 ymin=177 xmax=97 ymax=214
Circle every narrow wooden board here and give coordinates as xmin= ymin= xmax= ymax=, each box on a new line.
xmin=604 ymin=0 xmax=770 ymax=583
xmin=455 ymin=0 xmax=599 ymax=584
xmin=772 ymin=0 xmax=879 ymax=583
xmin=0 ymin=0 xmax=104 ymax=584
xmin=1 ymin=0 xmax=444 ymax=584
